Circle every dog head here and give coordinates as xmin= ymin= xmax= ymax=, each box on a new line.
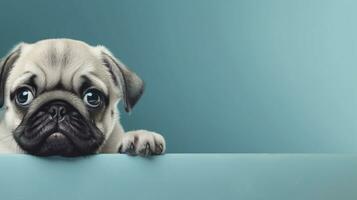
xmin=0 ymin=39 xmax=144 ymax=156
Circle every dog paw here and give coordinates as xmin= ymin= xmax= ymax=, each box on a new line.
xmin=118 ymin=130 xmax=166 ymax=156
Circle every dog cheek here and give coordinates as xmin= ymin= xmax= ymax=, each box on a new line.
xmin=92 ymin=118 xmax=103 ymax=133
xmin=95 ymin=118 xmax=113 ymax=139
xmin=4 ymin=106 xmax=22 ymax=131
xmin=103 ymin=107 xmax=117 ymax=133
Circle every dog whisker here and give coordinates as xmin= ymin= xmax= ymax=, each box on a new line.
xmin=69 ymin=120 xmax=82 ymax=130
xmin=28 ymin=111 xmax=46 ymax=123
xmin=30 ymin=114 xmax=51 ymax=129
xmin=28 ymin=118 xmax=54 ymax=134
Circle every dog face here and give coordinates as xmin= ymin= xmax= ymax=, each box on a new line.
xmin=0 ymin=39 xmax=144 ymax=156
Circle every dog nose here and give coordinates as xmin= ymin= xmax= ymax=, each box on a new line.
xmin=48 ymin=102 xmax=68 ymax=121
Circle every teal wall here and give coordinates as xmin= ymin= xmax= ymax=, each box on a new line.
xmin=1 ymin=0 xmax=357 ymax=153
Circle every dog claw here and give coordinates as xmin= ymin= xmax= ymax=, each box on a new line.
xmin=154 ymin=144 xmax=163 ymax=154
xmin=123 ymin=142 xmax=136 ymax=154
xmin=129 ymin=143 xmax=135 ymax=151
xmin=145 ymin=143 xmax=151 ymax=156
xmin=139 ymin=143 xmax=151 ymax=156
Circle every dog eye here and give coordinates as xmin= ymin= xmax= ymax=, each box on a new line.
xmin=15 ymin=87 xmax=34 ymax=106
xmin=83 ymin=89 xmax=103 ymax=108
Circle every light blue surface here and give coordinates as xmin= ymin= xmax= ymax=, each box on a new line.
xmin=1 ymin=1 xmax=357 ymax=152
xmin=0 ymin=154 xmax=355 ymax=200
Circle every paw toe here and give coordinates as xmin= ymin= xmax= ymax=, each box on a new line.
xmin=138 ymin=143 xmax=152 ymax=156
xmin=118 ymin=131 xmax=166 ymax=156
xmin=154 ymin=143 xmax=164 ymax=155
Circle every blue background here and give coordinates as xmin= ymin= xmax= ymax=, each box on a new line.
xmin=1 ymin=0 xmax=357 ymax=153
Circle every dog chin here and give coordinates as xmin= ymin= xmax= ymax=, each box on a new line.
xmin=33 ymin=132 xmax=80 ymax=156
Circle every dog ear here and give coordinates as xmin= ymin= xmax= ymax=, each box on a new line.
xmin=99 ymin=47 xmax=144 ymax=112
xmin=0 ymin=43 xmax=23 ymax=108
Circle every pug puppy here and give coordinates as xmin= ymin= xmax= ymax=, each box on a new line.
xmin=0 ymin=39 xmax=165 ymax=156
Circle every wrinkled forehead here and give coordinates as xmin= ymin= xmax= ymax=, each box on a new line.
xmin=7 ymin=40 xmax=111 ymax=94
xmin=28 ymin=40 xmax=93 ymax=65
